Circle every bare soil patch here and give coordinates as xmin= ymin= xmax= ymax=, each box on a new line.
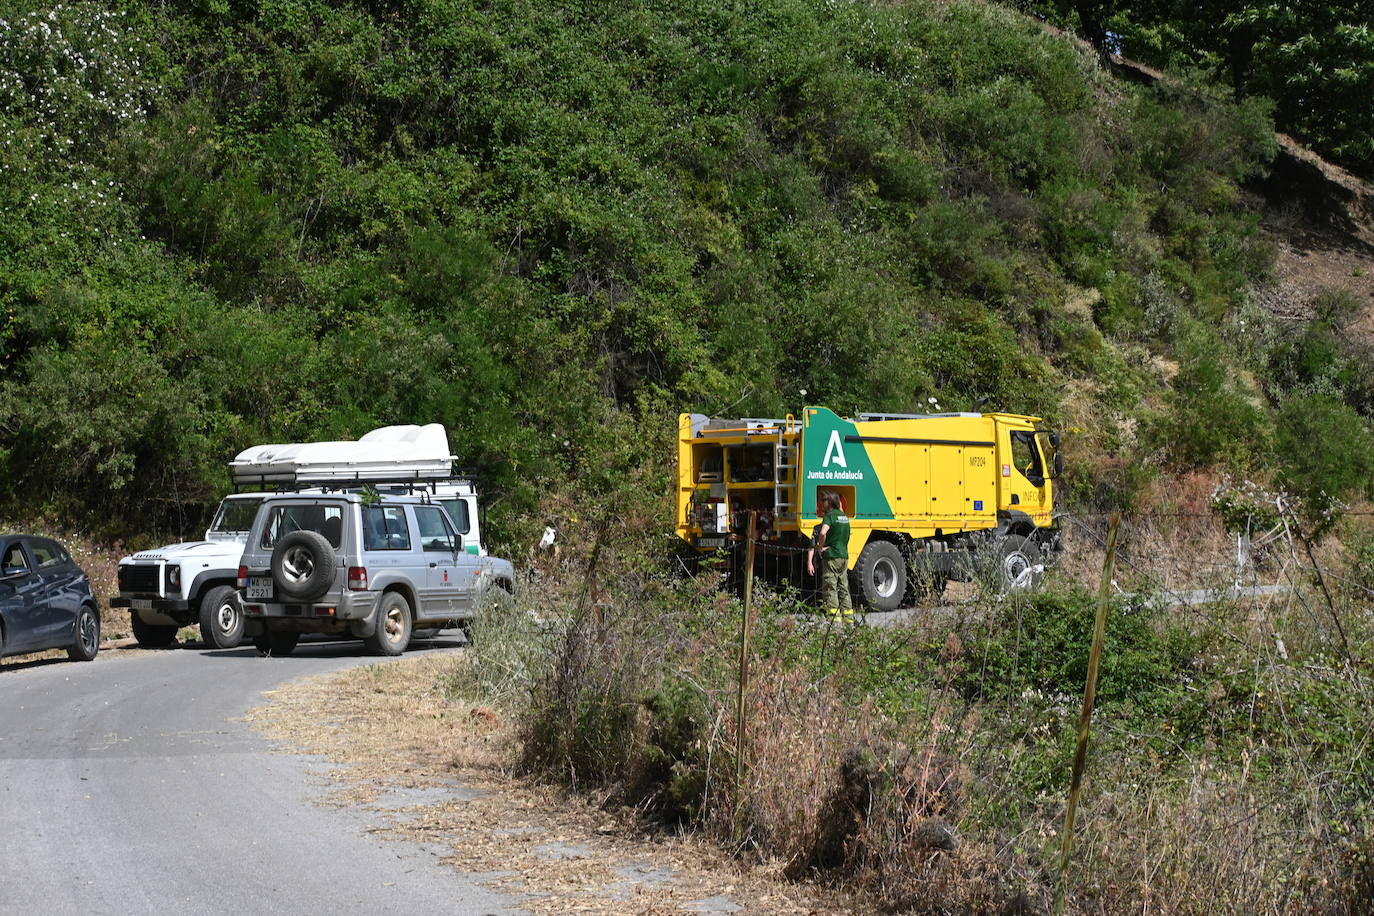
xmin=245 ymin=654 xmax=856 ymax=915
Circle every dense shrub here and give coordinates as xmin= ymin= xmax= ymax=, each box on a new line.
xmin=0 ymin=0 xmax=1292 ymax=542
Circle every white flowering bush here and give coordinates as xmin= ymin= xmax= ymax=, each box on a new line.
xmin=0 ymin=2 xmax=156 ymax=157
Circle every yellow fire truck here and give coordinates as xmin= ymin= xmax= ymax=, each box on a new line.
xmin=675 ymin=407 xmax=1062 ymax=608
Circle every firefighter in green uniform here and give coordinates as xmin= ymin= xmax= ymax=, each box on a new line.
xmin=806 ymin=490 xmax=852 ymax=623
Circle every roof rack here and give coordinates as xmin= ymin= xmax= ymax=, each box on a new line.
xmin=856 ymin=412 xmax=983 ymax=421
xmin=229 ymin=424 xmax=459 ymax=488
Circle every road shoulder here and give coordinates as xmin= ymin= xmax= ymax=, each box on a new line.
xmin=246 ymin=653 xmax=854 ymax=915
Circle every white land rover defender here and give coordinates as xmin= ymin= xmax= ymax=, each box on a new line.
xmin=111 ymin=494 xmax=263 ymax=649
xmin=113 ymin=424 xmax=490 ymax=650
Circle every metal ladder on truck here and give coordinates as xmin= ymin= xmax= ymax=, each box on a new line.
xmin=773 ymin=414 xmax=799 ymax=525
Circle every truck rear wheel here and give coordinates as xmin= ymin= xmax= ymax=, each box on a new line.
xmin=855 ymin=540 xmax=906 ymax=612
xmin=132 ymin=615 xmax=179 ymax=649
xmin=199 ymin=585 xmax=245 ymax=649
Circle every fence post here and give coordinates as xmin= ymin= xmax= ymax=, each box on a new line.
xmin=1056 ymin=511 xmax=1120 ymax=914
xmin=733 ymin=511 xmax=758 ymax=841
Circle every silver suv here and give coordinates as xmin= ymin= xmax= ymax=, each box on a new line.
xmin=236 ymin=491 xmax=514 ymax=656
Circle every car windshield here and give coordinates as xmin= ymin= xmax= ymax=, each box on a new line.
xmin=211 ymin=498 xmax=264 ymax=534
xmin=260 ymin=503 xmax=345 ymax=549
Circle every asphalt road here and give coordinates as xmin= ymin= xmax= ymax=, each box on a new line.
xmin=0 ymin=639 xmax=521 ymax=916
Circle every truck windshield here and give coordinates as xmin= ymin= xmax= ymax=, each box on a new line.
xmin=1035 ymin=430 xmax=1061 ymax=480
xmin=210 ymin=498 xmax=263 ymax=534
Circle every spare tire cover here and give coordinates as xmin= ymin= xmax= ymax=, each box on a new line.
xmin=271 ymin=530 xmax=337 ymax=601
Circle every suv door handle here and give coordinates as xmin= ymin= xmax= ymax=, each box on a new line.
xmin=429 ymin=562 xmax=438 ymax=568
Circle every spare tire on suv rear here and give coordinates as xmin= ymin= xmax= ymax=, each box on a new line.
xmin=271 ymin=531 xmax=337 ymax=601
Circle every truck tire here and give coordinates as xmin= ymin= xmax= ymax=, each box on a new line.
xmin=67 ymin=604 xmax=100 ymax=661
xmin=198 ymin=585 xmax=245 ymax=649
xmin=132 ymin=615 xmax=178 ymax=649
xmin=365 ymin=592 xmax=412 ymax=656
xmin=993 ymin=535 xmax=1044 ymax=592
xmin=855 ymin=540 xmax=906 ymax=612
xmin=271 ymin=531 xmax=336 ymax=601
xmin=253 ymin=629 xmax=299 ymax=657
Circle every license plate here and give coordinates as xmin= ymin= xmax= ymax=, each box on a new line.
xmin=132 ymin=598 xmax=153 ymax=610
xmin=697 ymin=537 xmax=725 ymax=549
xmin=246 ymin=578 xmax=273 ymax=600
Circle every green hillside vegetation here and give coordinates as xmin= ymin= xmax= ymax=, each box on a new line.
xmin=5 ymin=0 xmax=1369 ymax=540
xmin=3 ymin=1 xmax=1372 ymax=910
xmin=1020 ymin=0 xmax=1374 ymax=177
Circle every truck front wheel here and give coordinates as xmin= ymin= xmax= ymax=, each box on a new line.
xmin=993 ymin=536 xmax=1045 ymax=592
xmin=199 ymin=585 xmax=245 ymax=649
xmin=855 ymin=540 xmax=906 ymax=612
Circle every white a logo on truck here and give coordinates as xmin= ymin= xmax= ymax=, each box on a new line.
xmin=822 ymin=430 xmax=848 ymax=468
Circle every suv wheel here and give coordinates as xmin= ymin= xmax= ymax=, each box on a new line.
xmin=271 ymin=531 xmax=337 ymax=601
xmin=366 ymin=592 xmax=412 ymax=656
xmin=199 ymin=585 xmax=245 ymax=649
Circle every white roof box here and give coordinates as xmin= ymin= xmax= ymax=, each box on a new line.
xmin=230 ymin=424 xmax=456 ymax=485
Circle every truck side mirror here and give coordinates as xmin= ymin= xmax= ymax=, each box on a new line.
xmin=1054 ymin=452 xmax=1063 ymax=477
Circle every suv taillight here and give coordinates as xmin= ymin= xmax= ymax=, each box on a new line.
xmin=347 ymin=567 xmax=368 ymax=590
xmin=237 ymin=565 xmax=248 ymax=588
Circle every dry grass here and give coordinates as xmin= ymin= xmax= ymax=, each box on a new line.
xmin=244 ymin=653 xmax=856 ymax=915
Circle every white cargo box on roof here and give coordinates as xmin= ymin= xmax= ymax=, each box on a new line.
xmin=230 ymin=423 xmax=456 ymax=485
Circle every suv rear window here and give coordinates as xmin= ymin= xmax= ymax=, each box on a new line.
xmin=260 ymin=503 xmax=345 ymax=549
xmin=363 ymin=506 xmax=411 ymax=551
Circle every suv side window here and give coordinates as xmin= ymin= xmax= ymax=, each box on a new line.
xmin=261 ymin=504 xmax=346 ymax=549
xmin=440 ymin=499 xmax=471 ymax=535
xmin=413 ymin=506 xmax=459 ymax=552
xmin=363 ymin=506 xmax=412 ymax=551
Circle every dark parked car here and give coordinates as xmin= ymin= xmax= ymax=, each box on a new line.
xmin=0 ymin=535 xmax=100 ymax=662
